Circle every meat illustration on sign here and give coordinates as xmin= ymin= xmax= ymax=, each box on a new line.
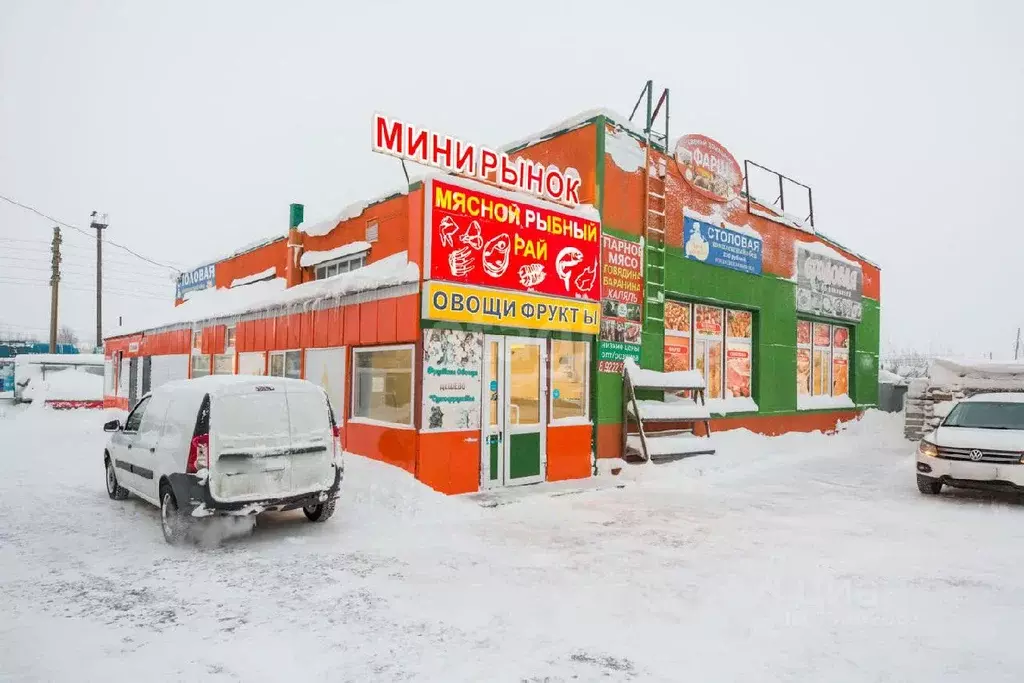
xmin=518 ymin=263 xmax=546 ymax=288
xmin=460 ymin=220 xmax=483 ymax=250
xmin=573 ymin=262 xmax=597 ymax=294
xmin=448 ymin=247 xmax=475 ymax=276
xmin=555 ymin=247 xmax=584 ymax=292
xmin=439 ymin=216 xmax=461 ymax=248
xmin=482 ymin=233 xmax=511 ymax=278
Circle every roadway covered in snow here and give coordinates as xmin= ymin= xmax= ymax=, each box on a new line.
xmin=2 ymin=405 xmax=1023 ymax=681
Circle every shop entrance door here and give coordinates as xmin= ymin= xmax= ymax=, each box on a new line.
xmin=481 ymin=335 xmax=546 ymax=488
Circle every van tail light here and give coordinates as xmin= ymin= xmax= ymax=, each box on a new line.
xmin=187 ymin=433 xmax=210 ymax=473
xmin=332 ymin=424 xmax=343 ymax=464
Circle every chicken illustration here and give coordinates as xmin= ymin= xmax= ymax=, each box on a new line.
xmin=448 ymin=247 xmax=475 ymax=277
xmin=518 ymin=263 xmax=546 ymax=288
xmin=555 ymin=246 xmax=584 ymax=292
xmin=459 ymin=220 xmax=483 ymax=250
xmin=573 ymin=262 xmax=597 ymax=294
xmin=482 ymin=233 xmax=511 ymax=278
xmin=439 ymin=216 xmax=460 ymax=248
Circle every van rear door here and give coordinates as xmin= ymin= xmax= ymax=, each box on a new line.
xmin=208 ymin=382 xmax=333 ymax=503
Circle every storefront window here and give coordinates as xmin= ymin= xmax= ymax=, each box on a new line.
xmin=664 ymin=301 xmax=754 ymax=403
xmin=269 ymin=350 xmax=301 ymax=379
xmin=225 ymin=326 xmax=236 ymax=351
xmin=213 ymin=354 xmax=234 ymax=375
xmin=353 ymin=346 xmax=413 ymax=426
xmin=192 ymin=330 xmax=202 ymax=352
xmin=191 ymin=354 xmax=211 ymax=379
xmin=509 ymin=343 xmax=541 ymax=425
xmin=550 ymin=340 xmax=589 ymax=421
xmin=798 ymin=321 xmax=851 ymax=398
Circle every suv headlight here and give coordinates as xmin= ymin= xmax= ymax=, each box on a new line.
xmin=918 ymin=440 xmax=938 ymax=457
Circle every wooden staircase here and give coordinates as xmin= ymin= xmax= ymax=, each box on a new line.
xmin=622 ymin=358 xmax=716 ymax=463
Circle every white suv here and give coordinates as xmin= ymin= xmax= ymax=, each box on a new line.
xmin=916 ymin=392 xmax=1024 ymax=495
xmin=103 ymin=375 xmax=344 ymax=543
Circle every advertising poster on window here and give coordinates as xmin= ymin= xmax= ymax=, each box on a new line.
xmin=683 ymin=216 xmax=763 ymax=275
xmin=425 ymin=177 xmax=601 ymax=302
xmin=725 ymin=345 xmax=752 ymax=398
xmin=664 ymin=336 xmax=691 ymax=373
xmin=813 ymin=323 xmax=831 ymax=347
xmin=795 ymin=245 xmax=863 ymax=322
xmin=421 ymin=329 xmax=482 ymax=431
xmin=796 ymin=348 xmax=811 ymax=396
xmin=598 ymin=234 xmax=643 ymax=373
xmin=832 ymin=354 xmax=849 ymax=396
xmin=695 ymin=305 xmax=724 ymax=337
xmin=665 ymin=300 xmax=691 ymax=337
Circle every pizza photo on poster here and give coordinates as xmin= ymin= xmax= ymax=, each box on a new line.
xmin=427 ymin=178 xmax=601 ymax=301
xmin=674 ymin=134 xmax=743 ymax=203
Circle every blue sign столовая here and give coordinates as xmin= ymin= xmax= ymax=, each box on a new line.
xmin=683 ymin=216 xmax=762 ymax=275
xmin=176 ymin=263 xmax=217 ymax=299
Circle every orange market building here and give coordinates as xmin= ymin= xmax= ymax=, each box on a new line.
xmin=103 ymin=106 xmax=881 ymax=495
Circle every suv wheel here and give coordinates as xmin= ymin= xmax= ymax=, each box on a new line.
xmin=105 ymin=456 xmax=129 ymax=500
xmin=160 ymin=486 xmax=189 ymax=544
xmin=303 ymin=499 xmax=336 ymax=523
xmin=917 ymin=474 xmax=943 ymax=495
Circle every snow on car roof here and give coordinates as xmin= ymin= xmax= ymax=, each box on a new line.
xmin=962 ymin=392 xmax=1024 ymax=403
xmin=152 ymin=374 xmax=324 ymax=399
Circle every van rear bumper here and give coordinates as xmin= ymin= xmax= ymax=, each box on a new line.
xmin=167 ymin=466 xmax=342 ymax=517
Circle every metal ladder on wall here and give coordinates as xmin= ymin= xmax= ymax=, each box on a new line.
xmin=629 ymin=80 xmax=670 ymax=330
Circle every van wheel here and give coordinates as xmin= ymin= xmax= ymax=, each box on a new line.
xmin=303 ymin=500 xmax=336 ymax=523
xmin=160 ymin=486 xmax=190 ymax=544
xmin=105 ymin=456 xmax=129 ymax=500
xmin=917 ymin=474 xmax=943 ymax=495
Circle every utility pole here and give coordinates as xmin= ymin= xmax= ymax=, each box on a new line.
xmin=49 ymin=226 xmax=62 ymax=352
xmin=90 ymin=211 xmax=108 ymax=350
xmin=1015 ymin=327 xmax=1021 ymax=361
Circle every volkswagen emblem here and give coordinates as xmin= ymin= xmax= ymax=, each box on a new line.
xmin=969 ymin=449 xmax=984 ymax=462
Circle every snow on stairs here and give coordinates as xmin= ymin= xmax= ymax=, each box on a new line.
xmin=621 ymin=358 xmax=716 ymax=464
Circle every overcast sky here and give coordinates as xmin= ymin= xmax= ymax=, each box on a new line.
xmin=1 ymin=0 xmax=1020 ymax=357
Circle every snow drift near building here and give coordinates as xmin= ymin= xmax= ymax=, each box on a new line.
xmin=21 ymin=368 xmax=103 ymax=404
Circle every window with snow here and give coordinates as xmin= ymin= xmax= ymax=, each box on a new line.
xmin=352 ymin=346 xmax=413 ymax=426
xmin=663 ymin=301 xmax=754 ymax=401
xmin=315 ymin=253 xmax=367 ymax=280
xmin=797 ymin=321 xmax=850 ymax=399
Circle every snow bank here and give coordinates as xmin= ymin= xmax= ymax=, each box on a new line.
xmin=22 ymin=369 xmax=103 ymax=402
xmin=929 ymin=357 xmax=1024 ymax=389
xmin=627 ymin=433 xmax=715 ymax=457
xmin=705 ymin=396 xmax=760 ymax=415
xmin=112 ymin=252 xmax=419 ymax=336
xmin=230 ymin=267 xmax=277 ymax=288
xmin=878 ymin=369 xmax=904 ymax=385
xmin=299 ymin=241 xmax=371 ymax=268
xmin=797 ymin=393 xmax=855 ymax=411
xmin=624 ymin=358 xmax=705 ymax=389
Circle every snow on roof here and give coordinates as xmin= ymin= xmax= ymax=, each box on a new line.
xmin=297 ymin=187 xmax=410 ymax=238
xmin=182 ymin=234 xmax=285 ymax=276
xmin=624 ymin=358 xmax=705 ymax=390
xmin=299 ymin=241 xmax=371 ymax=268
xmin=931 ymin=358 xmax=1024 ymax=381
xmin=794 ymin=238 xmax=862 ymax=269
xmin=501 ymin=108 xmax=645 ymax=152
xmin=963 ymin=392 xmax=1024 ymax=403
xmin=230 ymin=267 xmax=277 ymax=288
xmin=605 ymin=126 xmax=645 ymax=173
xmin=14 ymin=353 xmax=104 ymax=366
xmin=684 ymin=207 xmax=763 ymax=241
xmin=110 ymin=251 xmax=419 ymax=337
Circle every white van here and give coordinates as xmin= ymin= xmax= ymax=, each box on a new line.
xmin=102 ymin=375 xmax=344 ymax=543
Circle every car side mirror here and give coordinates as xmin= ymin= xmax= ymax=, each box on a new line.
xmin=103 ymin=419 xmax=121 ymax=432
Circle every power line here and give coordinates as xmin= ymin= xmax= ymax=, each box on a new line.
xmin=0 ymin=277 xmax=170 ymax=300
xmin=0 ymin=193 xmax=182 ymax=272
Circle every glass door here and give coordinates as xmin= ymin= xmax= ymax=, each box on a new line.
xmin=480 ymin=336 xmax=547 ymax=488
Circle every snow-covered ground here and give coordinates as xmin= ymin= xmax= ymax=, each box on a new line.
xmin=2 ymin=407 xmax=1024 ymax=682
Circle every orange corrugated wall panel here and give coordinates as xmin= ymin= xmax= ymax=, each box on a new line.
xmin=201 ymin=327 xmax=213 ymax=354
xmin=343 ymin=306 xmax=359 ymax=345
xmin=396 ymin=295 xmax=418 ymax=342
xmin=377 ymin=298 xmax=397 ymax=344
xmin=253 ymin=319 xmax=265 ymax=351
xmin=312 ymin=310 xmax=329 ymax=348
xmin=359 ymin=301 xmax=378 ymax=345
xmin=213 ymin=325 xmax=225 ymax=354
xmin=299 ymin=312 xmax=313 ymax=348
xmin=328 ymin=307 xmax=344 ymax=347
xmin=275 ymin=316 xmax=288 ymax=349
xmin=288 ymin=313 xmax=302 ymax=349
